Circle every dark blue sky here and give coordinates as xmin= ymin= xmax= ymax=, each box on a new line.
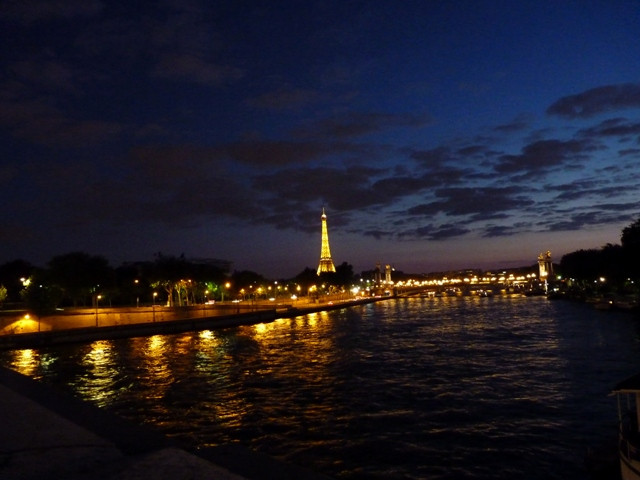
xmin=2 ymin=1 xmax=640 ymax=277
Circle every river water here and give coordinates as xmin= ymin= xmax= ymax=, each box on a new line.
xmin=2 ymin=295 xmax=640 ymax=479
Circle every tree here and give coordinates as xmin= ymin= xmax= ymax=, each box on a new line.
xmin=622 ymin=218 xmax=640 ymax=249
xmin=0 ymin=259 xmax=34 ymax=303
xmin=20 ymin=271 xmax=63 ymax=317
xmin=621 ymin=217 xmax=640 ymax=278
xmin=293 ymin=267 xmax=318 ymax=294
xmin=147 ymin=254 xmax=187 ymax=307
xmin=48 ymin=252 xmax=114 ymax=306
xmin=560 ymin=249 xmax=604 ymax=283
xmin=333 ymin=261 xmax=355 ymax=288
xmin=231 ymin=270 xmax=266 ymax=288
xmin=0 ymin=285 xmax=7 ymax=305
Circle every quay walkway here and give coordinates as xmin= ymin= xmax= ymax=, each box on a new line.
xmin=0 ymin=296 xmax=385 ymax=350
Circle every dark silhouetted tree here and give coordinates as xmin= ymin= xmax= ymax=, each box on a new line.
xmin=147 ymin=253 xmax=189 ymax=306
xmin=621 ymin=217 xmax=640 ymax=278
xmin=0 ymin=259 xmax=35 ymax=303
xmin=293 ymin=267 xmax=318 ymax=294
xmin=332 ymin=261 xmax=354 ymax=288
xmin=48 ymin=252 xmax=114 ymax=306
xmin=20 ymin=270 xmax=63 ymax=316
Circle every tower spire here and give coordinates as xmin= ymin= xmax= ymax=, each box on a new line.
xmin=317 ymin=208 xmax=336 ymax=275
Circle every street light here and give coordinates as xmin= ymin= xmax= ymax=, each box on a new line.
xmin=95 ymin=294 xmax=102 ymax=327
xmin=152 ymin=292 xmax=157 ymax=322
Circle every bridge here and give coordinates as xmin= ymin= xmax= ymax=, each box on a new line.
xmin=372 ymin=271 xmax=545 ymax=298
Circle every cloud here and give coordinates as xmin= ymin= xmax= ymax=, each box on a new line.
xmin=495 ymin=139 xmax=600 ymax=178
xmin=493 ymin=115 xmax=532 ymax=133
xmin=0 ymin=94 xmax=123 ymax=147
xmin=253 ymin=165 xmax=385 ymax=211
xmin=127 ymin=145 xmax=227 ymax=185
xmin=619 ymin=148 xmax=640 ymax=157
xmin=577 ymin=117 xmax=640 ymax=139
xmin=397 ymin=223 xmax=471 ymax=240
xmin=246 ymin=88 xmax=320 ymax=110
xmin=543 ymin=211 xmax=632 ymax=232
xmin=456 ymin=145 xmax=491 ymax=156
xmin=225 ymin=139 xmax=379 ymax=167
xmin=154 ymin=53 xmax=244 ymax=86
xmin=1 ymin=0 xmax=103 ymax=24
xmin=407 ymin=186 xmax=533 ymax=219
xmin=9 ymin=59 xmax=78 ymax=93
xmin=482 ymin=224 xmax=521 ymax=237
xmin=547 ymin=180 xmax=622 ymax=202
xmin=370 ymin=176 xmax=430 ymax=199
xmin=547 ymin=83 xmax=640 ymax=118
xmin=51 ymin=146 xmax=262 ymax=228
xmin=298 ymin=112 xmax=431 ymax=139
xmin=410 ymin=146 xmax=455 ymax=167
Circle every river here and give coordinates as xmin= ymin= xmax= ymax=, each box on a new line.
xmin=2 ymin=295 xmax=640 ymax=479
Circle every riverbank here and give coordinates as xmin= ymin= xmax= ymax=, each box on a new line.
xmin=0 ymin=296 xmax=386 ymax=350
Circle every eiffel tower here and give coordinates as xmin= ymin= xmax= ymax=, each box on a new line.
xmin=317 ymin=208 xmax=336 ymax=275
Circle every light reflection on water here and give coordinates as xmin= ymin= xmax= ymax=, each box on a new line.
xmin=3 ymin=295 xmax=640 ymax=479
xmin=11 ymin=348 xmax=37 ymax=377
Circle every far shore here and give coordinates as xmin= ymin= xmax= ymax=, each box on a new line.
xmin=0 ymin=295 xmax=388 ymax=350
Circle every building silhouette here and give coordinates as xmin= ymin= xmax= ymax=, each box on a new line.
xmin=317 ymin=208 xmax=336 ymax=275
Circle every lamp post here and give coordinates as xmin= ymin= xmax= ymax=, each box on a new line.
xmin=95 ymin=294 xmax=102 ymax=327
xmin=203 ymin=290 xmax=208 ymax=317
xmin=152 ymin=292 xmax=157 ymax=322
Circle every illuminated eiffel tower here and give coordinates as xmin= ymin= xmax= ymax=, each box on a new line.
xmin=317 ymin=208 xmax=336 ymax=275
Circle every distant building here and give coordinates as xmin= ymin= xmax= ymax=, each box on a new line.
xmin=317 ymin=208 xmax=336 ymax=275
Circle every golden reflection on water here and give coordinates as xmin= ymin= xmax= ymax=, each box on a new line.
xmin=75 ymin=340 xmax=120 ymax=406
xmin=254 ymin=322 xmax=268 ymax=335
xmin=199 ymin=329 xmax=218 ymax=345
xmin=175 ymin=334 xmax=195 ymax=355
xmin=83 ymin=340 xmax=113 ymax=368
xmin=244 ymin=314 xmax=337 ymax=387
xmin=10 ymin=349 xmax=37 ymax=377
xmin=137 ymin=335 xmax=174 ymax=401
xmin=194 ymin=329 xmax=225 ymax=372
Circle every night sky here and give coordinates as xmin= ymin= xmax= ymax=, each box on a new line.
xmin=2 ymin=1 xmax=640 ymax=278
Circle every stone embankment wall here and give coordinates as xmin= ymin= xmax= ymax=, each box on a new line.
xmin=0 ymin=303 xmax=275 ymax=335
xmin=0 ymin=296 xmax=384 ymax=350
